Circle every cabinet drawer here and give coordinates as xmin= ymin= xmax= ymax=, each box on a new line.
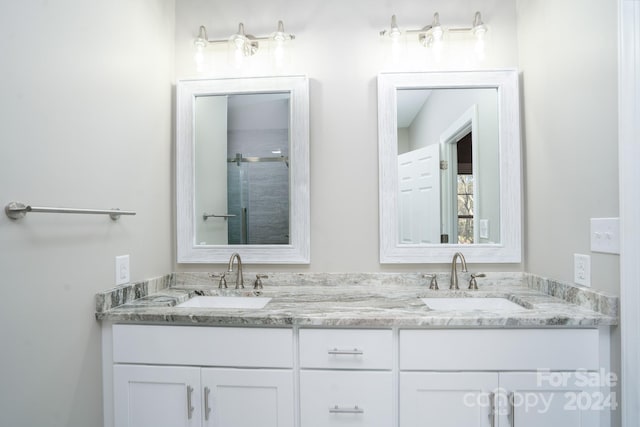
xmin=400 ymin=329 xmax=599 ymax=371
xmin=113 ymin=325 xmax=293 ymax=368
xmin=299 ymin=329 xmax=393 ymax=370
xmin=300 ymin=370 xmax=393 ymax=427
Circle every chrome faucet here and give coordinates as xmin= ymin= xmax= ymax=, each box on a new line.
xmin=227 ymin=252 xmax=244 ymax=289
xmin=450 ymin=252 xmax=468 ymax=290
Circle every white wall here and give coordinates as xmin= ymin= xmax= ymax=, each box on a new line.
xmin=517 ymin=0 xmax=619 ymax=294
xmin=0 ymin=1 xmax=175 ymax=426
xmin=174 ymin=0 xmax=521 ymax=272
xmin=517 ymin=3 xmax=620 ymax=424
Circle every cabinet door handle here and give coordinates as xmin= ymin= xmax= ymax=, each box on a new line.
xmin=329 ymin=405 xmax=364 ymax=414
xmin=186 ymin=385 xmax=195 ymax=420
xmin=508 ymin=392 xmax=515 ymax=427
xmin=488 ymin=392 xmax=495 ymax=427
xmin=204 ymin=386 xmax=211 ymax=421
xmin=327 ymin=348 xmax=363 ymax=355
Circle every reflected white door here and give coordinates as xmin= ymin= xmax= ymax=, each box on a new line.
xmin=398 ymin=145 xmax=441 ymax=244
xmin=194 ymin=96 xmax=228 ymax=245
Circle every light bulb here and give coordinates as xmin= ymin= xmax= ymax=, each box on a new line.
xmin=233 ymin=36 xmax=246 ymax=49
xmin=194 ymin=47 xmax=205 ymax=70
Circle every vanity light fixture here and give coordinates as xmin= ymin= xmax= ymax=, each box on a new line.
xmin=194 ymin=21 xmax=295 ymax=57
xmin=380 ymin=11 xmax=487 ymax=46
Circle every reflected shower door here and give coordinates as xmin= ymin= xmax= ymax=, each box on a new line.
xmin=227 ymin=160 xmax=247 ymax=244
xmin=227 ymin=157 xmax=290 ymax=245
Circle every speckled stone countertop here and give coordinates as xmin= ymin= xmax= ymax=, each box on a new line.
xmin=95 ymin=272 xmax=618 ymax=328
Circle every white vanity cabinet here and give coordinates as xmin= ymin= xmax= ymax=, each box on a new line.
xmin=103 ymin=324 xmax=611 ymax=427
xmin=399 ymin=329 xmax=607 ymax=427
xmin=109 ymin=325 xmax=295 ymax=427
xmin=298 ymin=329 xmax=394 ymax=427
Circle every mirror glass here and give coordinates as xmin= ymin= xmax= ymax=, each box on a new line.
xmin=378 ymin=71 xmax=521 ymax=263
xmin=397 ymin=88 xmax=500 ymax=245
xmin=177 ymin=76 xmax=309 ymax=264
xmin=194 ymin=93 xmax=291 ymax=246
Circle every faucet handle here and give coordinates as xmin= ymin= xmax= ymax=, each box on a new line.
xmin=422 ymin=274 xmax=439 ymax=290
xmin=209 ymin=272 xmax=227 ymax=289
xmin=254 ymin=274 xmax=268 ymax=290
xmin=468 ymin=273 xmax=486 ymax=290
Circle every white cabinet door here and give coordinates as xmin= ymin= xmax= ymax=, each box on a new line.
xmin=114 ymin=365 xmax=202 ymax=427
xmin=300 ymin=370 xmax=393 ymax=427
xmin=498 ymin=372 xmax=601 ymax=427
xmin=399 ymin=372 xmax=498 ymax=427
xmin=201 ymin=368 xmax=294 ymax=427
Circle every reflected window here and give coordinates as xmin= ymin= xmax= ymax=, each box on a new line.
xmin=456 ymin=132 xmax=474 ymax=244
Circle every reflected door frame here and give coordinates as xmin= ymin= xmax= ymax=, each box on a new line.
xmin=439 ymin=105 xmax=479 ymax=244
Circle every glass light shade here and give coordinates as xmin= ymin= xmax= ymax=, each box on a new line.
xmin=431 ymin=13 xmax=443 ymax=41
xmin=472 ymin=12 xmax=487 ymax=40
xmin=194 ymin=26 xmax=208 ymax=49
xmin=389 ymin=15 xmax=402 ymax=40
xmin=271 ymin=20 xmax=292 ymax=43
xmin=431 ymin=26 xmax=443 ymax=42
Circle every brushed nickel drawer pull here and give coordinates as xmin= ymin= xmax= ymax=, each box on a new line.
xmin=328 ymin=348 xmax=363 ymax=355
xmin=488 ymin=392 xmax=495 ymax=427
xmin=329 ymin=405 xmax=364 ymax=414
xmin=204 ymin=386 xmax=211 ymax=421
xmin=186 ymin=385 xmax=194 ymax=420
xmin=508 ymin=392 xmax=515 ymax=427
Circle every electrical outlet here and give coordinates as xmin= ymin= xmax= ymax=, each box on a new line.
xmin=574 ymin=254 xmax=591 ymax=287
xmin=479 ymin=219 xmax=489 ymax=239
xmin=115 ymin=255 xmax=130 ymax=286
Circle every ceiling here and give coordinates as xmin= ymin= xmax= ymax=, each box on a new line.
xmin=396 ymin=89 xmax=432 ymax=128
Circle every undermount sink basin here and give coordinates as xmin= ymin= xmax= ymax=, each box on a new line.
xmin=421 ymin=297 xmax=527 ymax=312
xmin=177 ymin=296 xmax=272 ymax=309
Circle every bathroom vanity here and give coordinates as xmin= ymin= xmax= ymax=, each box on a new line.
xmin=96 ymin=273 xmax=617 ymax=427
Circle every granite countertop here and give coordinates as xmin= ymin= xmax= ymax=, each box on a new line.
xmin=95 ymin=272 xmax=618 ymax=328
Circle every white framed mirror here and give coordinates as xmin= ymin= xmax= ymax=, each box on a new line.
xmin=177 ymin=76 xmax=310 ymax=263
xmin=378 ymin=70 xmax=521 ymax=263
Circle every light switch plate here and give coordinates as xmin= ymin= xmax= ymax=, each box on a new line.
xmin=115 ymin=255 xmax=130 ymax=286
xmin=590 ymin=218 xmax=620 ymax=254
xmin=574 ymin=254 xmax=591 ymax=287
